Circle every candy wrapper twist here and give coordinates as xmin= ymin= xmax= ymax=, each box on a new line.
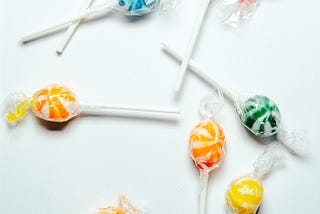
xmin=226 ymin=143 xmax=283 ymax=214
xmin=189 ymin=94 xmax=226 ymax=214
xmin=3 ymin=83 xmax=180 ymax=125
xmin=162 ymin=43 xmax=309 ymax=156
xmin=219 ymin=0 xmax=260 ymax=27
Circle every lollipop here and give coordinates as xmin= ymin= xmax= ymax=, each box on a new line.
xmin=189 ymin=95 xmax=226 ymax=214
xmin=226 ymin=143 xmax=283 ymax=214
xmin=93 ymin=195 xmax=140 ymax=214
xmin=4 ymin=83 xmax=179 ymax=125
xmin=162 ymin=43 xmax=307 ymax=155
xmin=21 ymin=0 xmax=172 ymax=54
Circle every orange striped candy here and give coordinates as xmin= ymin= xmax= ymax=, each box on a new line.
xmin=31 ymin=84 xmax=80 ymax=122
xmin=189 ymin=120 xmax=226 ymax=171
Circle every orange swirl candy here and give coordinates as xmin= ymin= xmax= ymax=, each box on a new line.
xmin=31 ymin=84 xmax=80 ymax=122
xmin=189 ymin=120 xmax=226 ymax=171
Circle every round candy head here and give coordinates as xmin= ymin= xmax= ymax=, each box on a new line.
xmin=118 ymin=0 xmax=158 ymax=16
xmin=31 ymin=84 xmax=80 ymax=122
xmin=189 ymin=120 xmax=226 ymax=172
xmin=237 ymin=95 xmax=281 ymax=137
xmin=226 ymin=175 xmax=263 ymax=214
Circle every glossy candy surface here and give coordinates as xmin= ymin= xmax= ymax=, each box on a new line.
xmin=238 ymin=95 xmax=281 ymax=137
xmin=226 ymin=175 xmax=263 ymax=214
xmin=189 ymin=120 xmax=226 ymax=172
xmin=118 ymin=0 xmax=158 ymax=15
xmin=31 ymin=84 xmax=80 ymax=122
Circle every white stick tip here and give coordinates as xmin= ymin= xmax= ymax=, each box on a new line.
xmin=56 ymin=49 xmax=64 ymax=55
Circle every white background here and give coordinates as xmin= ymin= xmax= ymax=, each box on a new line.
xmin=1 ymin=0 xmax=320 ymax=213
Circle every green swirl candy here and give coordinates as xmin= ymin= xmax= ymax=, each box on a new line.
xmin=238 ymin=95 xmax=281 ymax=137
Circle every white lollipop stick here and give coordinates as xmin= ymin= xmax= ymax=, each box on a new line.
xmin=56 ymin=0 xmax=95 ymax=54
xmin=199 ymin=172 xmax=209 ymax=214
xmin=79 ymin=102 xmax=180 ymax=118
xmin=21 ymin=3 xmax=114 ymax=43
xmin=162 ymin=42 xmax=237 ymax=103
xmin=175 ymin=0 xmax=212 ymax=92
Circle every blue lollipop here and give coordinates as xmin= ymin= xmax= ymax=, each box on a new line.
xmin=22 ymin=0 xmax=162 ymax=54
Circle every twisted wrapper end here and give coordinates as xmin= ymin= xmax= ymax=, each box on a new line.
xmin=253 ymin=143 xmax=284 ymax=180
xmin=277 ymin=129 xmax=310 ymax=156
xmin=3 ymin=92 xmax=31 ymax=125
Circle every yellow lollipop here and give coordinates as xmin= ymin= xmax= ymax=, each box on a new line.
xmin=226 ymin=143 xmax=284 ymax=214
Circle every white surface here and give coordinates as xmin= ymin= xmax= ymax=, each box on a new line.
xmin=1 ymin=0 xmax=320 ymax=213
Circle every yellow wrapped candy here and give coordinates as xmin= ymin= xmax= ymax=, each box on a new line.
xmin=226 ymin=175 xmax=263 ymax=214
xmin=226 ymin=143 xmax=285 ymax=214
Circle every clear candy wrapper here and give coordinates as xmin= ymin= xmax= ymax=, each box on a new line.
xmin=218 ymin=0 xmax=260 ymax=27
xmin=3 ymin=83 xmax=180 ymax=125
xmin=92 ymin=195 xmax=141 ymax=214
xmin=161 ymin=43 xmax=309 ymax=156
xmin=189 ymin=93 xmax=226 ymax=214
xmin=226 ymin=143 xmax=283 ymax=214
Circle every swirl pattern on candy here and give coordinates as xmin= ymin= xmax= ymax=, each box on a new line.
xmin=226 ymin=175 xmax=263 ymax=214
xmin=238 ymin=95 xmax=281 ymax=137
xmin=119 ymin=0 xmax=158 ymax=15
xmin=189 ymin=120 xmax=226 ymax=172
xmin=31 ymin=84 xmax=80 ymax=122
xmin=3 ymin=83 xmax=180 ymax=125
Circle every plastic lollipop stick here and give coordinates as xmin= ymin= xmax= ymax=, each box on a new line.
xmin=79 ymin=102 xmax=180 ymax=115
xmin=199 ymin=172 xmax=209 ymax=214
xmin=21 ymin=3 xmax=114 ymax=43
xmin=162 ymin=42 xmax=236 ymax=102
xmin=4 ymin=84 xmax=180 ymax=125
xmin=56 ymin=0 xmax=95 ymax=54
xmin=175 ymin=0 xmax=212 ymax=91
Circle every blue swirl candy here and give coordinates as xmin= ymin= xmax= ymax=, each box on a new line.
xmin=118 ymin=0 xmax=158 ymax=15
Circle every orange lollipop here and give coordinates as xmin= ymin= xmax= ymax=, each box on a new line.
xmin=4 ymin=83 xmax=180 ymax=125
xmin=188 ymin=93 xmax=226 ymax=214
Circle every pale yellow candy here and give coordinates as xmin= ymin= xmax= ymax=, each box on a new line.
xmin=226 ymin=175 xmax=263 ymax=214
xmin=5 ymin=92 xmax=30 ymax=124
